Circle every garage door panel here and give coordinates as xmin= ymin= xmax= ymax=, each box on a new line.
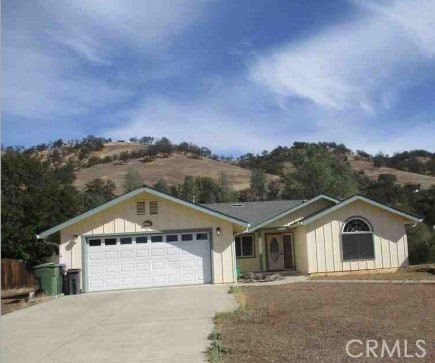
xmin=136 ymin=263 xmax=150 ymax=272
xmin=105 ymin=265 xmax=119 ymax=273
xmin=86 ymin=232 xmax=212 ymax=292
xmin=166 ymin=261 xmax=180 ymax=269
xmin=151 ymin=248 xmax=164 ymax=257
xmin=135 ymin=249 xmax=149 ymax=258
xmin=120 ymin=264 xmax=134 ymax=273
xmin=104 ymin=251 xmax=118 ymax=260
xmin=119 ymin=250 xmax=134 ymax=259
xmin=89 ymin=252 xmax=103 ymax=261
xmin=151 ymin=261 xmax=165 ymax=271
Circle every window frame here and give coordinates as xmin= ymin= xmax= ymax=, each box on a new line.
xmin=235 ymin=234 xmax=255 ymax=258
xmin=341 ymin=217 xmax=375 ymax=261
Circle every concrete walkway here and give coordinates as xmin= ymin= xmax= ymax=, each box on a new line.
xmin=1 ymin=285 xmax=237 ymax=363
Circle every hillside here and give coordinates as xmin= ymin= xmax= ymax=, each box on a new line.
xmin=349 ymin=157 xmax=435 ymax=189
xmin=8 ymin=139 xmax=434 ymax=193
xmin=74 ymin=152 xmax=278 ymax=194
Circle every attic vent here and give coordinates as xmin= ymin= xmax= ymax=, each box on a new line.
xmin=232 ymin=203 xmax=244 ymax=207
xmin=136 ymin=201 xmax=146 ymax=215
xmin=149 ymin=201 xmax=159 ymax=215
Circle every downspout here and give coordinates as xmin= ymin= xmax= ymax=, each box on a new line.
xmin=36 ymin=235 xmax=62 ymax=261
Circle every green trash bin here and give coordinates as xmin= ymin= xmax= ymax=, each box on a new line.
xmin=33 ymin=263 xmax=63 ymax=296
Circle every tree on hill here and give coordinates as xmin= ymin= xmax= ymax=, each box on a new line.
xmin=218 ymin=172 xmax=237 ymax=202
xmin=180 ymin=176 xmax=197 ymax=202
xmin=82 ymin=178 xmax=116 ymax=209
xmin=139 ymin=136 xmax=155 ymax=144
xmin=153 ymin=179 xmax=171 ymax=194
xmin=250 ymin=169 xmax=267 ymax=201
xmin=282 ymin=144 xmax=358 ymax=199
xmin=123 ymin=166 xmax=142 ymax=192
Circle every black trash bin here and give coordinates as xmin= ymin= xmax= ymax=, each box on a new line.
xmin=66 ymin=269 xmax=81 ymax=295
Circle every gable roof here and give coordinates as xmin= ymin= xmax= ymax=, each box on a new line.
xmin=37 ymin=186 xmax=249 ymax=239
xmin=247 ymin=195 xmax=339 ymax=231
xmin=203 ymin=200 xmax=305 ymax=226
xmin=204 ymin=195 xmax=339 ymax=232
xmin=295 ymin=195 xmax=423 ymax=226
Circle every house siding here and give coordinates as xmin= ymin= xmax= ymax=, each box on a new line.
xmin=293 ymin=226 xmax=308 ymax=273
xmin=305 ymin=200 xmax=409 ymax=273
xmin=60 ymin=191 xmax=243 ymax=289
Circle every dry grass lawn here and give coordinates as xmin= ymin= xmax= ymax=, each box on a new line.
xmin=310 ymin=271 xmax=435 ymax=281
xmin=212 ymin=283 xmax=434 ymax=362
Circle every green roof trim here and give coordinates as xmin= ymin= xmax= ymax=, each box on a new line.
xmin=248 ymin=195 xmax=339 ymax=232
xmin=298 ymin=194 xmax=423 ymax=226
xmin=37 ymin=186 xmax=249 ymax=239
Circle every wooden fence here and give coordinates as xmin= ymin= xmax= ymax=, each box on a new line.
xmin=1 ymin=259 xmax=37 ymax=290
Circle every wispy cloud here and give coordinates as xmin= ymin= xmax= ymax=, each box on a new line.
xmin=3 ymin=0 xmax=205 ymax=121
xmin=249 ymin=0 xmax=435 ymax=113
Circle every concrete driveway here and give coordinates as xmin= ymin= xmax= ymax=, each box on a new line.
xmin=1 ymin=285 xmax=237 ymax=363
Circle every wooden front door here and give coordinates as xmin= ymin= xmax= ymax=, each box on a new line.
xmin=266 ymin=235 xmax=284 ymax=270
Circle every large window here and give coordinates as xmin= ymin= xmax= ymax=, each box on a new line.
xmin=235 ymin=235 xmax=254 ymax=258
xmin=341 ymin=218 xmax=375 ymax=261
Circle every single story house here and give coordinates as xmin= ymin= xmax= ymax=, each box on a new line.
xmin=37 ymin=186 xmax=422 ymax=293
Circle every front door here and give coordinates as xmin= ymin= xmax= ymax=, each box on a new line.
xmin=266 ymin=235 xmax=284 ymax=270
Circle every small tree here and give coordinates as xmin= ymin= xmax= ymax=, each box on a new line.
xmin=153 ymin=179 xmax=171 ymax=194
xmin=83 ymin=178 xmax=116 ymax=209
xmin=250 ymin=169 xmax=267 ymax=201
xmin=123 ymin=166 xmax=142 ymax=192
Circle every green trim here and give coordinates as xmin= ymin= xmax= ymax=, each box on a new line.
xmin=249 ymin=195 xmax=339 ymax=232
xmin=299 ymin=195 xmax=423 ymax=226
xmin=37 ymin=186 xmax=248 ymax=238
xmin=81 ymin=236 xmax=89 ymax=293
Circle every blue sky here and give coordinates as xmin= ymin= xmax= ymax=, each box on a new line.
xmin=3 ymin=0 xmax=435 ymax=156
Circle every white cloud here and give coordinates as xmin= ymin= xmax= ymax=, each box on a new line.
xmin=104 ymin=96 xmax=280 ymax=155
xmin=249 ymin=0 xmax=435 ymax=113
xmin=355 ymin=0 xmax=435 ymax=57
xmin=2 ymin=0 xmax=205 ymax=120
xmin=42 ymin=0 xmax=206 ymax=63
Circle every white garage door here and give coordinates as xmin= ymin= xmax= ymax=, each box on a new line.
xmin=85 ymin=232 xmax=212 ymax=292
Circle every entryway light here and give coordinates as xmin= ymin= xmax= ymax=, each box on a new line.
xmin=216 ymin=227 xmax=221 ymax=236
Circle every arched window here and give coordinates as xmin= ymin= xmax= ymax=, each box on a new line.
xmin=341 ymin=217 xmax=375 ymax=261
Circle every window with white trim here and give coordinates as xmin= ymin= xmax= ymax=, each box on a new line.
xmin=341 ymin=217 xmax=375 ymax=261
xmin=235 ymin=235 xmax=254 ymax=258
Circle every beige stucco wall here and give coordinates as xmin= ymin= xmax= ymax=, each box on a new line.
xmin=305 ymin=200 xmax=409 ymax=273
xmin=59 ymin=191 xmax=244 ymax=288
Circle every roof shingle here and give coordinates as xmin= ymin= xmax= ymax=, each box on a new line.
xmin=203 ymin=200 xmax=304 ymax=226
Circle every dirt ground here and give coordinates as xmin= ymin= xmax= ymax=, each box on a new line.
xmin=1 ymin=289 xmax=53 ymax=315
xmin=310 ymin=271 xmax=435 ymax=281
xmin=213 ymin=283 xmax=434 ymax=362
